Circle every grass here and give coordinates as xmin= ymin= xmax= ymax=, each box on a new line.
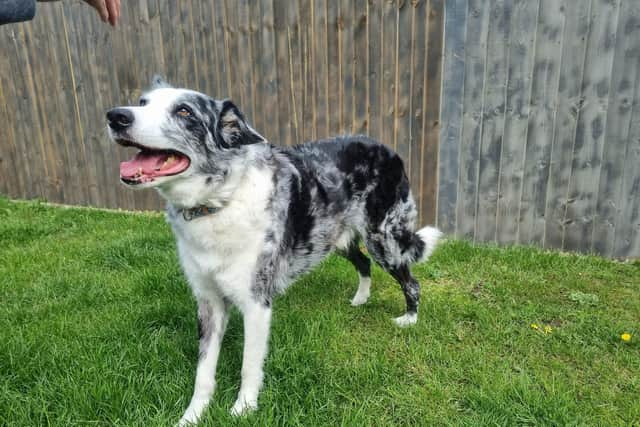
xmin=0 ymin=197 xmax=638 ymax=426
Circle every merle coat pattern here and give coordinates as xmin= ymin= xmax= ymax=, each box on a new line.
xmin=106 ymin=78 xmax=441 ymax=426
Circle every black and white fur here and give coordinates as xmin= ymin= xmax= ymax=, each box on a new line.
xmin=106 ymin=78 xmax=441 ymax=426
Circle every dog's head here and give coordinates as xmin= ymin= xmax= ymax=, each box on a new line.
xmin=106 ymin=76 xmax=265 ymax=189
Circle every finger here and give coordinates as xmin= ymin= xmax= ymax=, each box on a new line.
xmin=106 ymin=0 xmax=119 ymax=26
xmin=92 ymin=0 xmax=109 ymax=23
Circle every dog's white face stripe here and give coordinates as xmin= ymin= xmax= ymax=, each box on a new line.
xmin=111 ymin=88 xmax=200 ymax=151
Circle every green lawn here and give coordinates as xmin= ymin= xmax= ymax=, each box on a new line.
xmin=0 ymin=197 xmax=638 ymax=426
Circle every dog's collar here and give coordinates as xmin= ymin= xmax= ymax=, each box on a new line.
xmin=179 ymin=205 xmax=221 ymax=221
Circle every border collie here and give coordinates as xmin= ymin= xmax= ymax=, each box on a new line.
xmin=106 ymin=77 xmax=441 ymax=426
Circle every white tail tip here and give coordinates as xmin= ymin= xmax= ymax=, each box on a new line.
xmin=416 ymin=226 xmax=442 ymax=262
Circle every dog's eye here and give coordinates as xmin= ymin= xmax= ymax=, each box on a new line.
xmin=139 ymin=98 xmax=148 ymax=106
xmin=176 ymin=107 xmax=192 ymax=118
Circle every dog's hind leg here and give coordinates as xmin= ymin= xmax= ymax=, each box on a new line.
xmin=179 ymin=291 xmax=230 ymax=426
xmin=364 ymin=226 xmax=440 ymax=327
xmin=341 ymin=241 xmax=372 ymax=306
xmin=388 ymin=264 xmax=420 ymax=327
xmin=231 ymin=300 xmax=272 ymax=416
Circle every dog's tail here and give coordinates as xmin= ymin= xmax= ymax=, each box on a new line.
xmin=413 ymin=226 xmax=442 ymax=263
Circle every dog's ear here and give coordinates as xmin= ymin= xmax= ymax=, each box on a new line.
xmin=150 ymin=74 xmax=172 ymax=90
xmin=216 ymin=100 xmax=266 ymax=147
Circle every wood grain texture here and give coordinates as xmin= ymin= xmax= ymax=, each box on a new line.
xmin=2 ymin=0 xmax=638 ymax=256
xmin=408 ymin=0 xmax=427 ymax=218
xmin=612 ymin=80 xmax=640 ymax=258
xmin=542 ymin=1 xmax=592 ymax=250
xmin=474 ymin=0 xmax=511 ymax=243
xmin=518 ymin=0 xmax=565 ymax=246
xmin=0 ymin=0 xmax=443 ymax=211
xmin=438 ymin=0 xmax=639 ymax=256
xmin=381 ymin=0 xmax=396 ymax=147
xmin=395 ymin=0 xmax=412 ymax=166
xmin=367 ymin=0 xmax=382 ymax=140
xmin=340 ymin=0 xmax=354 ymax=135
xmin=259 ymin=0 xmax=280 ymax=144
xmin=592 ymin=0 xmax=639 ymax=256
xmin=311 ymin=0 xmax=325 ymax=139
xmin=436 ymin=0 xmax=467 ymax=233
xmin=455 ymin=0 xmax=489 ymax=239
xmin=419 ymin=0 xmax=443 ymax=225
xmin=353 ymin=0 xmax=368 ymax=135
xmin=495 ymin=0 xmax=539 ymax=244
xmin=563 ymin=0 xmax=620 ymax=252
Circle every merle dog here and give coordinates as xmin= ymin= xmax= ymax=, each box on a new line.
xmin=106 ymin=77 xmax=441 ymax=425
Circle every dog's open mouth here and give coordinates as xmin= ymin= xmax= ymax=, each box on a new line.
xmin=118 ymin=140 xmax=190 ymax=184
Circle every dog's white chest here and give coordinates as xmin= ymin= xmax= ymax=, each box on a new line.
xmin=171 ymin=167 xmax=274 ymax=302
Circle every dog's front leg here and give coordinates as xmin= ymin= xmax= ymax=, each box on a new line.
xmin=230 ymin=300 xmax=272 ymax=416
xmin=179 ymin=292 xmax=229 ymax=426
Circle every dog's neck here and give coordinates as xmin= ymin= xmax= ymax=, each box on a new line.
xmin=157 ymin=156 xmax=250 ymax=210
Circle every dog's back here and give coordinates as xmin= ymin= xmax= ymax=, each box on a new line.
xmin=262 ymin=136 xmax=441 ymax=321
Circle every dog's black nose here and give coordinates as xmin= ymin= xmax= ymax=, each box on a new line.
xmin=107 ymin=108 xmax=134 ymax=131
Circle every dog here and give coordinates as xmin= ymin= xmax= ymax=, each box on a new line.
xmin=106 ymin=77 xmax=441 ymax=426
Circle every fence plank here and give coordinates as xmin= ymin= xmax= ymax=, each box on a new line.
xmin=367 ymin=0 xmax=381 ymax=140
xmin=518 ymin=0 xmax=565 ymax=245
xmin=592 ymin=0 xmax=640 ymax=256
xmin=340 ymin=0 xmax=354 ymax=134
xmin=238 ymin=0 xmax=255 ymax=122
xmin=408 ymin=0 xmax=427 ymax=209
xmin=381 ymin=0 xmax=396 ymax=146
xmin=24 ymin=22 xmax=61 ymax=202
xmin=287 ymin=0 xmax=303 ymax=143
xmin=26 ymin=12 xmax=64 ymax=203
xmin=543 ymin=0 xmax=591 ymax=249
xmin=395 ymin=0 xmax=412 ymax=167
xmin=474 ymin=0 xmax=511 ymax=243
xmin=436 ymin=0 xmax=466 ymax=233
xmin=326 ymin=0 xmax=341 ymax=135
xmin=310 ymin=0 xmax=325 ymax=139
xmin=0 ymin=54 xmax=21 ymax=197
xmin=613 ymin=50 xmax=640 ymax=258
xmin=273 ymin=0 xmax=293 ymax=145
xmin=455 ymin=0 xmax=489 ymax=239
xmin=259 ymin=0 xmax=280 ymax=144
xmin=353 ymin=0 xmax=368 ymax=135
xmin=222 ymin=0 xmax=241 ymax=104
xmin=8 ymin=25 xmax=46 ymax=201
xmin=420 ymin=0 xmax=443 ymax=225
xmin=495 ymin=0 xmax=539 ymax=244
xmin=563 ymin=0 xmax=620 ymax=252
xmin=211 ymin=0 xmax=228 ymax=97
xmin=0 ymin=26 xmax=29 ymax=199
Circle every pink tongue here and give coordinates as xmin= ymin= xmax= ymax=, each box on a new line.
xmin=120 ymin=151 xmax=189 ymax=179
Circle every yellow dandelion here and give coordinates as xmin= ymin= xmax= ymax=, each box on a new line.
xmin=530 ymin=323 xmax=539 ymax=330
xmin=544 ymin=326 xmax=553 ymax=334
xmin=621 ymin=333 xmax=632 ymax=342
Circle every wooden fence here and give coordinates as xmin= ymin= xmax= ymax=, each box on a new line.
xmin=0 ymin=0 xmax=443 ymax=225
xmin=438 ymin=0 xmax=640 ymax=258
xmin=1 ymin=0 xmax=639 ymax=258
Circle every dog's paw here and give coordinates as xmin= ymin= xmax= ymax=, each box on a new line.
xmin=393 ymin=312 xmax=417 ymax=327
xmin=230 ymin=398 xmax=257 ymax=417
xmin=350 ymin=291 xmax=370 ymax=306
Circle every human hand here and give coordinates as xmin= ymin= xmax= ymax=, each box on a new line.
xmin=83 ymin=0 xmax=121 ymax=26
